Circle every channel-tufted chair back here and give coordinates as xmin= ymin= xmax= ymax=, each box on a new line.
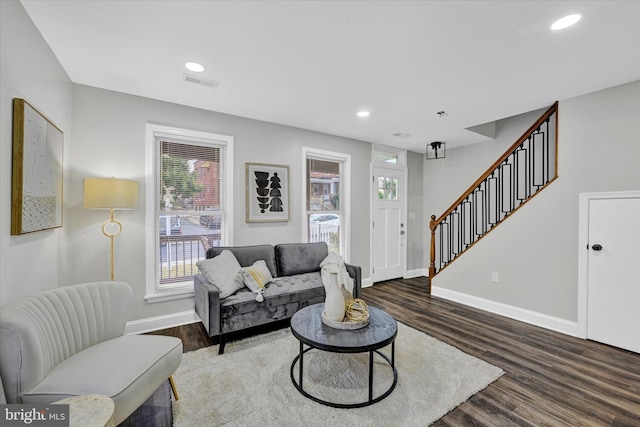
xmin=0 ymin=281 xmax=131 ymax=403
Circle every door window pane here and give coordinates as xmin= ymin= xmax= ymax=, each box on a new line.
xmin=378 ymin=176 xmax=398 ymax=200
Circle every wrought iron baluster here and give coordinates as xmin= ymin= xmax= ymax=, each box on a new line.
xmin=429 ymin=103 xmax=557 ymax=279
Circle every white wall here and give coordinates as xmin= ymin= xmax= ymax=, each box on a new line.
xmin=69 ymin=84 xmax=373 ymax=321
xmin=425 ymin=81 xmax=640 ymax=322
xmin=0 ymin=1 xmax=73 ymax=305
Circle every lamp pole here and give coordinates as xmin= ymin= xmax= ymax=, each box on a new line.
xmin=101 ymin=208 xmax=123 ymax=281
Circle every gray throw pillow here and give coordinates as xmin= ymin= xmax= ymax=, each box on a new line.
xmin=196 ymin=250 xmax=243 ymax=298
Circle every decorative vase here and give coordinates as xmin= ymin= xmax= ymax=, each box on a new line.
xmin=324 ymin=281 xmax=345 ymax=322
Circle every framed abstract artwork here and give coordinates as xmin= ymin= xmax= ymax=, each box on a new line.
xmin=11 ymin=98 xmax=64 ymax=235
xmin=245 ymin=162 xmax=290 ymax=222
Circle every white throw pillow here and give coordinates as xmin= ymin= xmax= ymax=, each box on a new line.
xmin=196 ymin=250 xmax=243 ymax=299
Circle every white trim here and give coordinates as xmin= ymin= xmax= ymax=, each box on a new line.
xmin=361 ymin=276 xmax=373 ymax=288
xmin=125 ymin=310 xmax=201 ymax=335
xmin=145 ymin=289 xmax=194 ymax=303
xmin=432 ymin=286 xmax=578 ymax=336
xmin=577 ymin=190 xmax=640 ymax=339
xmin=301 ymin=146 xmax=351 ymax=261
xmin=144 ymin=123 xmax=234 ymax=301
xmin=404 ymin=269 xmax=428 ymax=279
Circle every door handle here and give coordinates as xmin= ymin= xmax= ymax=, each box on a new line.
xmin=591 ymin=244 xmax=603 ymax=251
xmin=400 ymin=231 xmax=405 ymax=235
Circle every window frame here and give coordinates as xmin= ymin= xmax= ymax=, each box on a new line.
xmin=145 ymin=124 xmax=234 ymax=302
xmin=302 ymin=147 xmax=351 ymax=261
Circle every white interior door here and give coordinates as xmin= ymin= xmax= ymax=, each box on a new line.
xmin=372 ymin=167 xmax=405 ymax=282
xmin=587 ymin=197 xmax=640 ymax=353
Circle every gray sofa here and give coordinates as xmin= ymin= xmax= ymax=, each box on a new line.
xmin=194 ymin=242 xmax=361 ymax=353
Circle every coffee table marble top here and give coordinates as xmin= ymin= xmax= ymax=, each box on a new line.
xmin=291 ymin=303 xmax=397 ymax=353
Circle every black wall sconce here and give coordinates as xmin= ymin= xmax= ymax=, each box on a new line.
xmin=426 ymin=141 xmax=446 ymax=160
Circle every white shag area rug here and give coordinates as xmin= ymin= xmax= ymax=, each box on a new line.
xmin=172 ymin=322 xmax=503 ymax=426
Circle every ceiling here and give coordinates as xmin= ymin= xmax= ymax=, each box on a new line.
xmin=21 ymin=1 xmax=640 ymax=153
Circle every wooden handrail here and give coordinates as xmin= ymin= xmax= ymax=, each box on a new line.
xmin=429 ymin=102 xmax=558 ymax=281
xmin=432 ymin=102 xmax=558 ymax=226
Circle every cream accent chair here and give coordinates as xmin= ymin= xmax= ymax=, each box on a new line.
xmin=0 ymin=281 xmax=182 ymax=425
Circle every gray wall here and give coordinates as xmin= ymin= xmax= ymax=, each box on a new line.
xmin=69 ymin=84 xmax=373 ymax=321
xmin=0 ymin=1 xmax=73 ymax=304
xmin=406 ymin=151 xmax=425 ymax=272
xmin=425 ymin=81 xmax=640 ymax=321
xmin=0 ymin=0 xmax=406 ymax=325
xmin=4 ymin=0 xmax=637 ymax=329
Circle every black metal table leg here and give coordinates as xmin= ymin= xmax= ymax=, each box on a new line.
xmin=368 ymin=350 xmax=374 ymax=402
xmin=392 ymin=341 xmax=395 ymax=367
xmin=299 ymin=340 xmax=304 ymax=390
xmin=290 ymin=345 xmax=397 ymax=408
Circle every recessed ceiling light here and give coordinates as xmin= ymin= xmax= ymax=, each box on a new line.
xmin=551 ymin=14 xmax=581 ymax=31
xmin=185 ymin=62 xmax=205 ymax=72
xmin=357 ymin=111 xmax=370 ymax=118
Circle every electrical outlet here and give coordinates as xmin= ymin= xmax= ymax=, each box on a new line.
xmin=492 ymin=272 xmax=499 ymax=283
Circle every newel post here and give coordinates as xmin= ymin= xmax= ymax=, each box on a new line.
xmin=429 ymin=215 xmax=436 ymax=288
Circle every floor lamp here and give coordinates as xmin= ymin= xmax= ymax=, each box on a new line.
xmin=84 ymin=177 xmax=139 ymax=281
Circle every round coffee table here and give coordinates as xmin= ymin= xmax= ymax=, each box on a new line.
xmin=290 ymin=303 xmax=398 ymax=408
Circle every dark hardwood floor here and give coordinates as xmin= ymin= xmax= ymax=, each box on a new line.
xmin=151 ymin=278 xmax=640 ymax=426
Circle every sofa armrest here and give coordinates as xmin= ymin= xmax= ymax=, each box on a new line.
xmin=193 ymin=274 xmax=221 ymax=337
xmin=345 ymin=263 xmax=362 ymax=299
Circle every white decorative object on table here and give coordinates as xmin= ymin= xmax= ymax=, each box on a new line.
xmin=321 ymin=298 xmax=370 ymax=330
xmin=320 ymin=253 xmax=354 ymax=322
xmin=323 ymin=280 xmax=346 ymax=321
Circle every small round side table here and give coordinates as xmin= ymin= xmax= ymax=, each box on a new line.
xmin=54 ymin=394 xmax=115 ymax=427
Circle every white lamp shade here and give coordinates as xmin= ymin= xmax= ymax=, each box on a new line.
xmin=84 ymin=178 xmax=139 ymax=209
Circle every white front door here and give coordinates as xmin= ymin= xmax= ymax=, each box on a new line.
xmin=587 ymin=197 xmax=640 ymax=353
xmin=372 ymin=167 xmax=405 ymax=282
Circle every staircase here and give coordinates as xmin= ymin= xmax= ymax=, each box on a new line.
xmin=428 ymin=102 xmax=558 ymax=288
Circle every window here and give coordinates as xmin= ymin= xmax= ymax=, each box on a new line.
xmin=373 ymin=150 xmax=398 ymax=164
xmin=378 ymin=177 xmax=399 ymax=200
xmin=303 ymin=147 xmax=350 ymax=259
xmin=146 ymin=124 xmax=233 ymax=301
xmin=373 ymin=145 xmax=406 ymax=166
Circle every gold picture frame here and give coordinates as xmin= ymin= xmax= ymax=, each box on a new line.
xmin=11 ymin=98 xmax=64 ymax=235
xmin=245 ymin=162 xmax=290 ymax=223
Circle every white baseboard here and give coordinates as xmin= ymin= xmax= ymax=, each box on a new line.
xmin=432 ymin=286 xmax=578 ymax=337
xmin=125 ymin=310 xmax=201 ymax=335
xmin=362 ymin=277 xmax=373 ymax=288
xmin=126 ymin=285 xmax=578 ymax=338
xmin=404 ymin=268 xmax=428 ymax=279
xmin=364 ymin=269 xmax=427 ymax=286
